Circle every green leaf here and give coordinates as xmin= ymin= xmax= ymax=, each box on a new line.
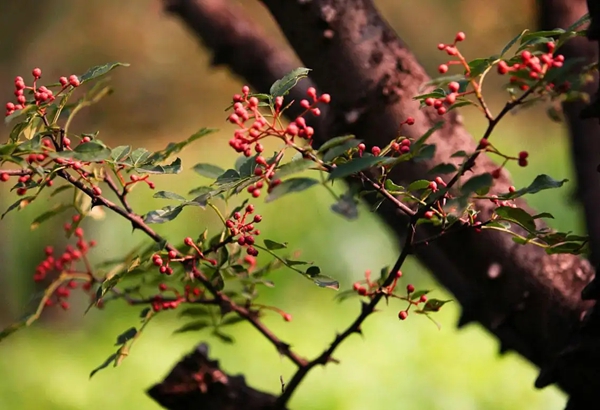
xmin=266 ymin=177 xmax=319 ymax=202
xmin=1 ymin=196 xmax=35 ymax=219
xmin=318 ymin=135 xmax=357 ymax=153
xmin=423 ymin=298 xmax=452 ymax=312
xmin=89 ymin=353 xmax=118 ymax=379
xmin=468 ymin=58 xmax=494 ymax=77
xmin=264 ymin=239 xmax=287 ymax=250
xmin=173 ymin=320 xmax=211 ymax=334
xmin=331 ymin=192 xmax=359 ymax=220
xmin=413 ymin=144 xmax=436 ymax=162
xmin=212 ymin=330 xmax=235 ymax=344
xmin=30 ymin=203 xmax=71 ymax=230
xmin=450 ymin=150 xmax=468 ymax=158
xmin=411 ymin=290 xmax=430 ymax=301
xmin=500 ymin=29 xmax=528 ymax=56
xmin=546 ymin=242 xmax=587 ymax=255
xmin=111 ymin=145 xmax=131 ymax=162
xmin=269 ymin=67 xmax=311 ymax=97
xmin=384 ymin=179 xmax=404 ymax=193
xmin=215 ymin=169 xmax=242 ymax=185
xmin=495 ymin=206 xmax=537 ymax=232
xmin=461 ymin=173 xmax=493 ymax=196
xmin=284 ymin=259 xmax=310 ymax=267
xmin=136 ymin=157 xmax=182 ymax=174
xmin=428 ymin=163 xmax=457 ymax=175
xmin=79 ymin=62 xmax=130 ymax=84
xmin=144 ymin=205 xmax=185 ymax=224
xmin=71 ymin=141 xmax=112 ymax=161
xmin=328 ymin=155 xmax=391 ymax=180
xmin=566 ymin=13 xmax=590 ymax=31
xmin=500 ymin=174 xmax=568 ymax=199
xmin=274 ymin=159 xmax=315 ymax=179
xmin=322 ymin=139 xmax=362 ymax=162
xmin=115 ymin=327 xmax=137 ymax=345
xmin=304 ymin=266 xmax=339 ymax=290
xmin=407 ymin=180 xmax=430 ymax=191
xmin=520 ymin=29 xmax=565 ymax=44
xmin=193 ymin=163 xmax=225 ymax=179
xmin=153 ymin=191 xmax=187 ymax=201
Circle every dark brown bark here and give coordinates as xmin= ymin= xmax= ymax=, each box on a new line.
xmin=158 ymin=0 xmax=599 ymax=406
xmin=147 ymin=343 xmax=282 ymax=410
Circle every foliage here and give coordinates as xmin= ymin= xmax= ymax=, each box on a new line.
xmin=0 ymin=17 xmax=595 ymax=406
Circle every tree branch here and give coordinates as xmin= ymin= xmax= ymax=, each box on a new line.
xmin=163 ymin=0 xmax=597 ymax=403
xmin=148 ymin=343 xmax=283 ymax=410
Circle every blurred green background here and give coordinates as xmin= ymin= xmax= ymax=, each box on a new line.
xmin=0 ymin=0 xmax=583 ymax=409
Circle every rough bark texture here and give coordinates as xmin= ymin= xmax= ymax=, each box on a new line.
xmin=539 ymin=0 xmax=600 ymax=269
xmin=148 ymin=343 xmax=281 ymax=410
xmin=157 ymin=0 xmax=600 ymax=407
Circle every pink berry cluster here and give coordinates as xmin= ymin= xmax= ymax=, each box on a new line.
xmin=358 ymin=117 xmax=415 ymax=156
xmin=34 ymin=218 xmax=97 ymax=310
xmin=227 ymin=86 xmax=330 ymax=197
xmin=497 ymin=42 xmax=566 ymax=91
xmin=152 ymin=250 xmax=177 ymax=275
xmin=397 ymin=284 xmax=431 ymax=321
xmin=5 ymin=68 xmax=80 ymax=117
xmin=436 ymin=31 xmax=467 ymax=75
xmin=150 ymin=284 xmax=203 ymax=312
xmin=423 ymin=81 xmax=462 ymax=116
xmin=0 ymin=137 xmax=115 ymax=197
xmin=225 ymin=204 xmax=262 ymax=257
xmin=352 ymin=269 xmax=403 ymax=297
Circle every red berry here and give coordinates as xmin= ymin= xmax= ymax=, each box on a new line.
xmin=283 ymin=313 xmax=292 ymax=322
xmin=448 ymin=81 xmax=460 ymax=93
xmin=358 ymin=287 xmax=368 ymax=296
xmin=428 ymin=181 xmax=438 ymax=192
xmin=69 ymin=75 xmax=80 ymax=87
xmin=0 ymin=173 xmax=9 ymax=182
xmin=184 ymin=237 xmax=194 ymax=246
xmin=405 ymin=117 xmax=415 ymax=125
xmin=168 ymin=250 xmax=177 ymax=259
xmin=92 ymin=186 xmax=102 ymax=196
xmin=518 ymin=158 xmax=528 ymax=167
xmin=508 ymin=186 xmax=516 ymax=193
xmin=60 ymin=301 xmax=70 ymax=310
xmin=424 ymin=211 xmax=434 ymax=219
xmin=424 ymin=98 xmax=435 ymax=106
xmin=419 ymin=295 xmax=428 ymax=303
xmin=518 ymin=151 xmax=529 ymax=160
xmin=455 ymin=31 xmax=466 ymax=42
xmin=319 ymin=94 xmax=331 ymax=103
xmin=32 ymin=68 xmax=42 ymax=78
xmin=398 ymin=311 xmax=408 ymax=320
xmin=158 ymin=283 xmax=168 ymax=291
xmin=407 ymin=284 xmax=415 ymax=293
xmin=438 ymin=64 xmax=449 ymax=74
xmin=437 ymin=107 xmax=447 ymax=115
xmin=491 ymin=168 xmax=502 ymax=179
xmin=353 ymin=282 xmax=362 ymax=291
xmin=371 ymin=146 xmax=381 ymax=156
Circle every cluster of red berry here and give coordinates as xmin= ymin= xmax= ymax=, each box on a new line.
xmin=424 ymin=81 xmax=462 ymax=116
xmin=497 ymin=42 xmax=566 ymax=91
xmin=227 ymin=86 xmax=330 ymax=198
xmin=5 ymin=68 xmax=80 ymax=117
xmin=225 ymin=204 xmax=262 ymax=257
xmin=358 ymin=117 xmax=415 ymax=157
xmin=34 ymin=218 xmax=96 ymax=310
